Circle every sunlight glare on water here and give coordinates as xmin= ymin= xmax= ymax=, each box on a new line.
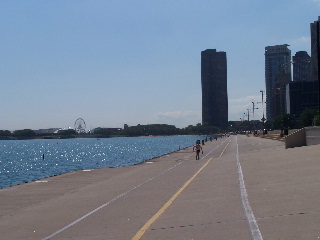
xmin=0 ymin=136 xmax=205 ymax=189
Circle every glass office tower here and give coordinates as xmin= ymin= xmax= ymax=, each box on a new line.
xmin=201 ymin=49 xmax=228 ymax=127
xmin=265 ymin=44 xmax=292 ymax=120
xmin=310 ymin=16 xmax=320 ymax=82
xmin=292 ymin=51 xmax=311 ymax=82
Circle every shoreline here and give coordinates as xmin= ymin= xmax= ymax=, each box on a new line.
xmin=0 ymin=137 xmax=203 ymax=190
xmin=0 ymin=134 xmax=207 ymax=141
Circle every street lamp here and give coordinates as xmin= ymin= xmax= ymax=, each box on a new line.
xmin=276 ymin=88 xmax=284 ymax=137
xmin=317 ymin=21 xmax=320 ymax=122
xmin=260 ymin=90 xmax=265 ymax=124
xmin=252 ymin=102 xmax=259 ymax=120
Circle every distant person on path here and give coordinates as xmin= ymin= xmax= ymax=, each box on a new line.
xmin=193 ymin=141 xmax=203 ymax=160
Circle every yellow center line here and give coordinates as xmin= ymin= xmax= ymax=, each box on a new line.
xmin=219 ymin=139 xmax=231 ymax=157
xmin=132 ymin=157 xmax=213 ymax=240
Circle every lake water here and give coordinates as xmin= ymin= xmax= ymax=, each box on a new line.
xmin=0 ymin=136 xmax=206 ymax=189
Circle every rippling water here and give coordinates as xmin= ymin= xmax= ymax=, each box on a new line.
xmin=0 ymin=136 xmax=205 ymax=189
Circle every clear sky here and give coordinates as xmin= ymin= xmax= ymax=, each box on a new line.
xmin=1 ymin=0 xmax=319 ymax=131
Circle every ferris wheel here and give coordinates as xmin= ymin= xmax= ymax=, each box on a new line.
xmin=74 ymin=118 xmax=86 ymax=134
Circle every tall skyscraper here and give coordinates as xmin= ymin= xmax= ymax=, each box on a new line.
xmin=292 ymin=51 xmax=311 ymax=82
xmin=265 ymin=44 xmax=292 ymax=120
xmin=201 ymin=49 xmax=228 ymax=127
xmin=310 ymin=16 xmax=320 ymax=81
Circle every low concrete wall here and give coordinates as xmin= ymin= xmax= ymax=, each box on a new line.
xmin=285 ymin=128 xmax=306 ymax=149
xmin=305 ymin=126 xmax=320 ymax=146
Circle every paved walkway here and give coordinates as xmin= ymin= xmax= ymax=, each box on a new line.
xmin=0 ymin=135 xmax=319 ymax=239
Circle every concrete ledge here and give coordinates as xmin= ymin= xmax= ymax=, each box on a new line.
xmin=305 ymin=126 xmax=320 ymax=146
xmin=285 ymin=128 xmax=306 ymax=149
xmin=285 ymin=126 xmax=320 ymax=148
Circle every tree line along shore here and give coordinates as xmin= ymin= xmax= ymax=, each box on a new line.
xmin=1 ymin=109 xmax=319 ymax=140
xmin=0 ymin=124 xmax=223 ymax=140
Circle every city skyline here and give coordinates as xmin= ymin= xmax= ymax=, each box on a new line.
xmin=1 ymin=1 xmax=319 ymax=130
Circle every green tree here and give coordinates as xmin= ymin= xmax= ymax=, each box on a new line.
xmin=273 ymin=114 xmax=299 ymax=130
xmin=264 ymin=120 xmax=273 ymax=130
xmin=312 ymin=112 xmax=320 ymax=126
xmin=94 ymin=128 xmax=112 ymax=137
xmin=0 ymin=130 xmax=11 ymax=136
xmin=13 ymin=129 xmax=36 ymax=137
xmin=181 ymin=124 xmax=220 ymax=135
xmin=299 ymin=109 xmax=318 ymax=127
xmin=123 ymin=124 xmax=180 ymax=136
xmin=58 ymin=129 xmax=77 ymax=136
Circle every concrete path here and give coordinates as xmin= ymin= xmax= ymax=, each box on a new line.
xmin=0 ymin=135 xmax=319 ymax=239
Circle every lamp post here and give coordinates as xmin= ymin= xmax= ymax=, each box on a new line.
xmin=276 ymin=87 xmax=284 ymax=137
xmin=260 ymin=90 xmax=265 ymax=124
xmin=252 ymin=102 xmax=259 ymax=120
xmin=317 ymin=20 xmax=320 ymax=123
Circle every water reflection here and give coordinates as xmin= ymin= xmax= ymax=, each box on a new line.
xmin=0 ymin=136 xmax=204 ymax=188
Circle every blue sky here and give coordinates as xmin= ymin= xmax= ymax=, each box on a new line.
xmin=1 ymin=0 xmax=319 ymax=130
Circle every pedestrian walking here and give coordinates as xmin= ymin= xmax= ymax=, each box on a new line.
xmin=193 ymin=141 xmax=203 ymax=160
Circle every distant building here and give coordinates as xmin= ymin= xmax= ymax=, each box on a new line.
xmin=34 ymin=128 xmax=61 ymax=134
xmin=292 ymin=51 xmax=311 ymax=82
xmin=273 ymin=72 xmax=291 ymax=117
xmin=286 ymin=81 xmax=319 ymax=116
xmin=93 ymin=127 xmax=122 ymax=133
xmin=201 ymin=49 xmax=228 ymax=127
xmin=265 ymin=44 xmax=292 ymax=120
xmin=310 ymin=16 xmax=320 ymax=81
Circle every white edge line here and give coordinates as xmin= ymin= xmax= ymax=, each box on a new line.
xmin=236 ymin=136 xmax=263 ymax=240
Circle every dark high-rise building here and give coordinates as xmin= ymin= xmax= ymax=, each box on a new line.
xmin=265 ymin=44 xmax=292 ymax=120
xmin=310 ymin=16 xmax=320 ymax=81
xmin=201 ymin=49 xmax=228 ymax=127
xmin=286 ymin=81 xmax=319 ymax=116
xmin=292 ymin=51 xmax=311 ymax=82
xmin=309 ymin=16 xmax=320 ymax=114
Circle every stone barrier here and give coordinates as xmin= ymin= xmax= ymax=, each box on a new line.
xmin=285 ymin=128 xmax=306 ymax=149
